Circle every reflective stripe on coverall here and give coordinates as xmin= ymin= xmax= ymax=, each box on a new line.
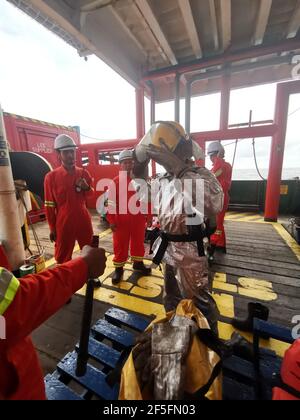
xmin=210 ymin=157 xmax=232 ymax=249
xmin=106 ymin=173 xmax=147 ymax=267
xmin=0 ymin=258 xmax=88 ymax=399
xmin=44 ymin=166 xmax=93 ymax=263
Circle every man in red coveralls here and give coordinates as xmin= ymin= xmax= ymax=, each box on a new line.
xmin=106 ymin=149 xmax=151 ymax=284
xmin=44 ymin=134 xmax=94 ymax=264
xmin=207 ymin=141 xmax=232 ymax=253
xmin=0 ymin=245 xmax=106 ymax=400
xmin=272 ymin=339 xmax=300 ymax=400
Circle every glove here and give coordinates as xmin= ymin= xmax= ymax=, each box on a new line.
xmin=132 ymin=150 xmax=150 ymax=179
xmin=132 ymin=331 xmax=153 ymax=390
xmin=145 ymin=140 xmax=186 ymax=177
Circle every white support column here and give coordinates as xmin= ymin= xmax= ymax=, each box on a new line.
xmin=0 ymin=105 xmax=25 ymax=270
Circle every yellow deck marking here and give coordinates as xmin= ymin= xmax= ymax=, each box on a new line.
xmin=78 ymin=285 xmax=166 ymax=318
xmin=238 ymin=277 xmax=277 ymax=301
xmin=45 ymin=228 xmax=112 ymax=268
xmin=131 ymin=277 xmax=164 ymax=298
xmin=213 ymin=272 xmax=227 ymax=282
xmin=213 ymin=273 xmax=277 ymax=301
xmin=225 ymin=211 xmax=273 ymax=224
xmin=213 ymin=281 xmax=238 ymax=293
xmin=212 ymin=292 xmax=235 ymax=318
xmin=225 ymin=212 xmax=254 ymax=220
xmin=240 ymin=215 xmax=264 ymax=222
xmin=272 ymin=222 xmax=300 ymax=261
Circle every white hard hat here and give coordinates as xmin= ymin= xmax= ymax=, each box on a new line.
xmin=54 ymin=134 xmax=77 ymax=151
xmin=207 ymin=141 xmax=225 ymax=156
xmin=119 ymin=149 xmax=133 ymax=162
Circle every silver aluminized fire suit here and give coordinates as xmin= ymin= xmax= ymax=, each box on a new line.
xmin=149 ymin=165 xmax=223 ymax=334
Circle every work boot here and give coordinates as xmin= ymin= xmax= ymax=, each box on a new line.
xmin=112 ymin=267 xmax=123 ymax=284
xmin=216 ymin=246 xmax=226 ymax=254
xmin=231 ymin=302 xmax=269 ymax=333
xmin=226 ymin=332 xmax=254 ymax=361
xmin=133 ymin=261 xmax=151 ymax=275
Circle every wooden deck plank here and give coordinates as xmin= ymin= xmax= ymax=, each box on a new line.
xmin=225 ymin=246 xmax=298 ymax=264
xmin=212 ymin=264 xmax=300 ymax=289
xmin=214 ymin=255 xmax=300 ymax=278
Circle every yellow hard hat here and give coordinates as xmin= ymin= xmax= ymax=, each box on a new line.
xmin=135 ymin=121 xmax=188 ymax=162
xmin=150 ymin=121 xmax=187 ymax=150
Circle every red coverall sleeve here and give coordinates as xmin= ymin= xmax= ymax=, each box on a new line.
xmin=4 ymin=257 xmax=88 ymax=347
xmin=44 ymin=173 xmax=57 ymax=232
xmin=106 ymin=177 xmax=118 ymax=225
xmin=212 ymin=158 xmax=223 ymax=178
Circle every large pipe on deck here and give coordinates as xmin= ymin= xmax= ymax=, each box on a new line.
xmin=0 ymin=105 xmax=25 ymax=270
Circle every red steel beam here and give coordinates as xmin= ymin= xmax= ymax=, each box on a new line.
xmin=143 ymin=39 xmax=300 ymax=81
xmin=264 ymin=80 xmax=300 ymax=221
xmin=192 ymin=124 xmax=277 ymax=142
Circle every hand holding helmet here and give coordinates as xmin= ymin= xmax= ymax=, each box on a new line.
xmin=135 ymin=121 xmax=204 ymax=177
xmin=146 ymin=139 xmax=186 ymax=176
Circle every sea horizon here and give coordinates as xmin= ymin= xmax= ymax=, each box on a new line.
xmin=232 ymin=167 xmax=300 ymax=180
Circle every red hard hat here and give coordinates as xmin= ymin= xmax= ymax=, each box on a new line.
xmin=273 ymin=339 xmax=300 ymax=400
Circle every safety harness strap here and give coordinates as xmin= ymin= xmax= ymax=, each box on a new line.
xmin=152 ymin=226 xmax=205 ymax=266
xmin=185 ymin=328 xmax=225 ymax=400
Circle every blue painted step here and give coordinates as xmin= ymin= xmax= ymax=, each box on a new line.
xmin=105 ymin=307 xmax=150 ymax=332
xmin=254 ymin=319 xmax=294 ymax=343
xmin=75 ymin=336 xmax=121 ymax=369
xmin=223 ymin=376 xmax=256 ymax=400
xmin=92 ymin=319 xmax=135 ymax=349
xmin=223 ymin=354 xmax=281 ymax=384
xmin=57 ymin=351 xmax=119 ymax=400
xmin=45 ymin=373 xmax=83 ymax=400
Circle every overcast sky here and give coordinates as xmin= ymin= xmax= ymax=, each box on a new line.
xmin=0 ymin=0 xmax=299 ymax=173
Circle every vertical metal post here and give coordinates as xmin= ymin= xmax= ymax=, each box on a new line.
xmin=175 ymin=74 xmax=180 ymax=122
xmin=148 ymin=81 xmax=156 ymax=125
xmin=220 ymin=69 xmax=231 ymax=130
xmin=185 ymin=80 xmax=191 ymax=134
xmin=264 ymin=84 xmax=289 ymax=222
xmin=136 ymin=86 xmax=145 ymax=141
